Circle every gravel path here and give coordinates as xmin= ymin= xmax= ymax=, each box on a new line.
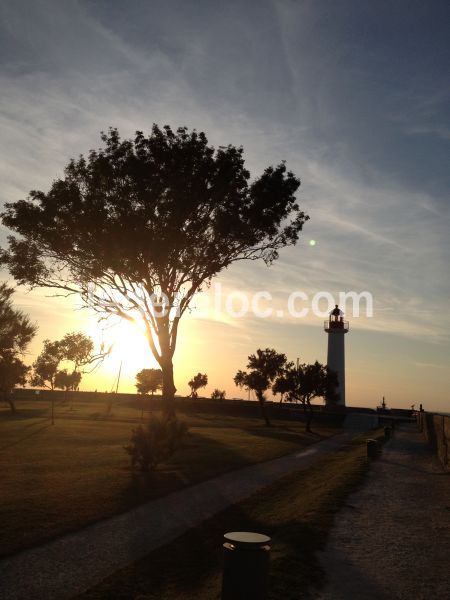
xmin=314 ymin=423 xmax=450 ymax=600
xmin=0 ymin=432 xmax=353 ymax=600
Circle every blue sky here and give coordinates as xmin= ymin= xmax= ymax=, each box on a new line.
xmin=1 ymin=0 xmax=449 ymax=411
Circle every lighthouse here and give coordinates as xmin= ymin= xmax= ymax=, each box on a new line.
xmin=324 ymin=305 xmax=349 ymax=406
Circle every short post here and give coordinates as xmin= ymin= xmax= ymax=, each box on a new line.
xmin=221 ymin=532 xmax=271 ymax=600
xmin=367 ymin=439 xmax=378 ymax=459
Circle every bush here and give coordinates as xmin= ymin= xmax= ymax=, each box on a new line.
xmin=124 ymin=415 xmax=188 ymax=471
xmin=211 ymin=388 xmax=226 ymax=401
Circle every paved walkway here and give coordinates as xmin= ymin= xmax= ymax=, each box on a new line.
xmin=314 ymin=423 xmax=450 ymax=600
xmin=0 ymin=432 xmax=353 ymax=600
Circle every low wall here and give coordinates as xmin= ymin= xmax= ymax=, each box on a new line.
xmin=417 ymin=412 xmax=450 ymax=471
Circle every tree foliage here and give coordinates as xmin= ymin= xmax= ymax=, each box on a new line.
xmin=30 ymin=332 xmax=104 ymax=390
xmin=0 ymin=284 xmax=36 ymax=411
xmin=30 ymin=339 xmax=65 ymax=389
xmin=234 ymin=348 xmax=286 ymax=426
xmin=211 ymin=388 xmax=226 ymax=401
xmin=188 ymin=372 xmax=208 ymax=398
xmin=273 ymin=360 xmax=338 ymax=432
xmin=54 ymin=369 xmax=82 ymax=391
xmin=62 ymin=332 xmax=95 ymax=370
xmin=0 ymin=125 xmax=308 ymax=415
xmin=135 ymin=368 xmax=163 ymax=396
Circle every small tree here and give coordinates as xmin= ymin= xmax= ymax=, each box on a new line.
xmin=273 ymin=360 xmax=338 ymax=432
xmin=1 ymin=125 xmax=308 ymax=417
xmin=135 ymin=368 xmax=163 ymax=419
xmin=211 ymin=388 xmax=226 ymax=401
xmin=188 ymin=373 xmax=208 ymax=398
xmin=234 ymin=348 xmax=286 ymax=426
xmin=136 ymin=368 xmax=163 ymax=396
xmin=32 ymin=331 xmax=105 ymax=398
xmin=30 ymin=339 xmax=65 ymax=390
xmin=272 ymin=375 xmax=291 ymax=404
xmin=0 ymin=283 xmax=36 ymax=412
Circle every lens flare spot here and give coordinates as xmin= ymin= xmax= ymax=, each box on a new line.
xmin=309 ymin=239 xmax=316 ymax=246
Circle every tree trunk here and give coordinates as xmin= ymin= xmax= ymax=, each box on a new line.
xmin=156 ymin=318 xmax=177 ymax=419
xmin=3 ymin=392 xmax=16 ymax=413
xmin=161 ymin=358 xmax=176 ymax=419
xmin=256 ymin=391 xmax=271 ymax=427
xmin=304 ymin=399 xmax=313 ymax=433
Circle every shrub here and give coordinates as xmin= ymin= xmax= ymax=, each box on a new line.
xmin=124 ymin=415 xmax=188 ymax=471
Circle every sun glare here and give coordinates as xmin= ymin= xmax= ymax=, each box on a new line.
xmin=81 ymin=315 xmax=158 ymax=391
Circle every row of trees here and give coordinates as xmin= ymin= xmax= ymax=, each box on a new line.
xmin=135 ymin=350 xmax=336 ymax=431
xmin=235 ymin=348 xmax=338 ymax=431
xmin=0 ymin=282 xmax=105 ymax=412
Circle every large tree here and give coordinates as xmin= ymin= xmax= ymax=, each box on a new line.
xmin=0 ymin=125 xmax=308 ymax=416
xmin=234 ymin=348 xmax=286 ymax=426
xmin=0 ymin=283 xmax=36 ymax=412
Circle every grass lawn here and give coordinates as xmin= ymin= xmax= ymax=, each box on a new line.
xmin=76 ymin=431 xmax=384 ymax=600
xmin=0 ymin=399 xmax=337 ymax=558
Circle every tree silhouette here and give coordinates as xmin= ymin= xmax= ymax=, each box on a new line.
xmin=135 ymin=368 xmax=163 ymax=419
xmin=30 ymin=339 xmax=65 ymax=390
xmin=211 ymin=388 xmax=226 ymax=401
xmin=54 ymin=369 xmax=81 ymax=391
xmin=0 ymin=125 xmax=308 ymax=416
xmin=31 ymin=332 xmax=103 ymax=391
xmin=272 ymin=374 xmax=291 ymax=404
xmin=136 ymin=368 xmax=163 ymax=396
xmin=188 ymin=372 xmax=208 ymax=398
xmin=234 ymin=348 xmax=286 ymax=426
xmin=273 ymin=360 xmax=338 ymax=432
xmin=0 ymin=283 xmax=36 ymax=412
xmin=62 ymin=332 xmax=99 ymax=371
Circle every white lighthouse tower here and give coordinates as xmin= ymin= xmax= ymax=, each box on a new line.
xmin=324 ymin=305 xmax=349 ymax=406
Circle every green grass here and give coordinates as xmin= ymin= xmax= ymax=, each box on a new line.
xmin=0 ymin=399 xmax=337 ymax=557
xmin=77 ymin=431 xmax=385 ymax=600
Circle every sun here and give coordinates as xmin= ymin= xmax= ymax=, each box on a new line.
xmin=80 ymin=311 xmax=202 ymax=395
xmin=82 ymin=315 xmax=159 ymax=390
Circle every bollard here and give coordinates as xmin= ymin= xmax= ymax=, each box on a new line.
xmin=221 ymin=532 xmax=271 ymax=600
xmin=367 ymin=439 xmax=378 ymax=459
xmin=384 ymin=426 xmax=392 ymax=440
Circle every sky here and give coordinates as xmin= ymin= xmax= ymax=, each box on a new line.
xmin=0 ymin=0 xmax=449 ymax=411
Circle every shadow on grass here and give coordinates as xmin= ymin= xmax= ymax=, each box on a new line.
xmin=0 ymin=422 xmax=53 ymax=451
xmin=118 ymin=426 xmax=337 ymax=519
xmin=242 ymin=425 xmax=327 ymax=447
xmin=118 ymin=428 xmax=256 ymax=511
xmin=0 ymin=407 xmax=49 ymax=421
